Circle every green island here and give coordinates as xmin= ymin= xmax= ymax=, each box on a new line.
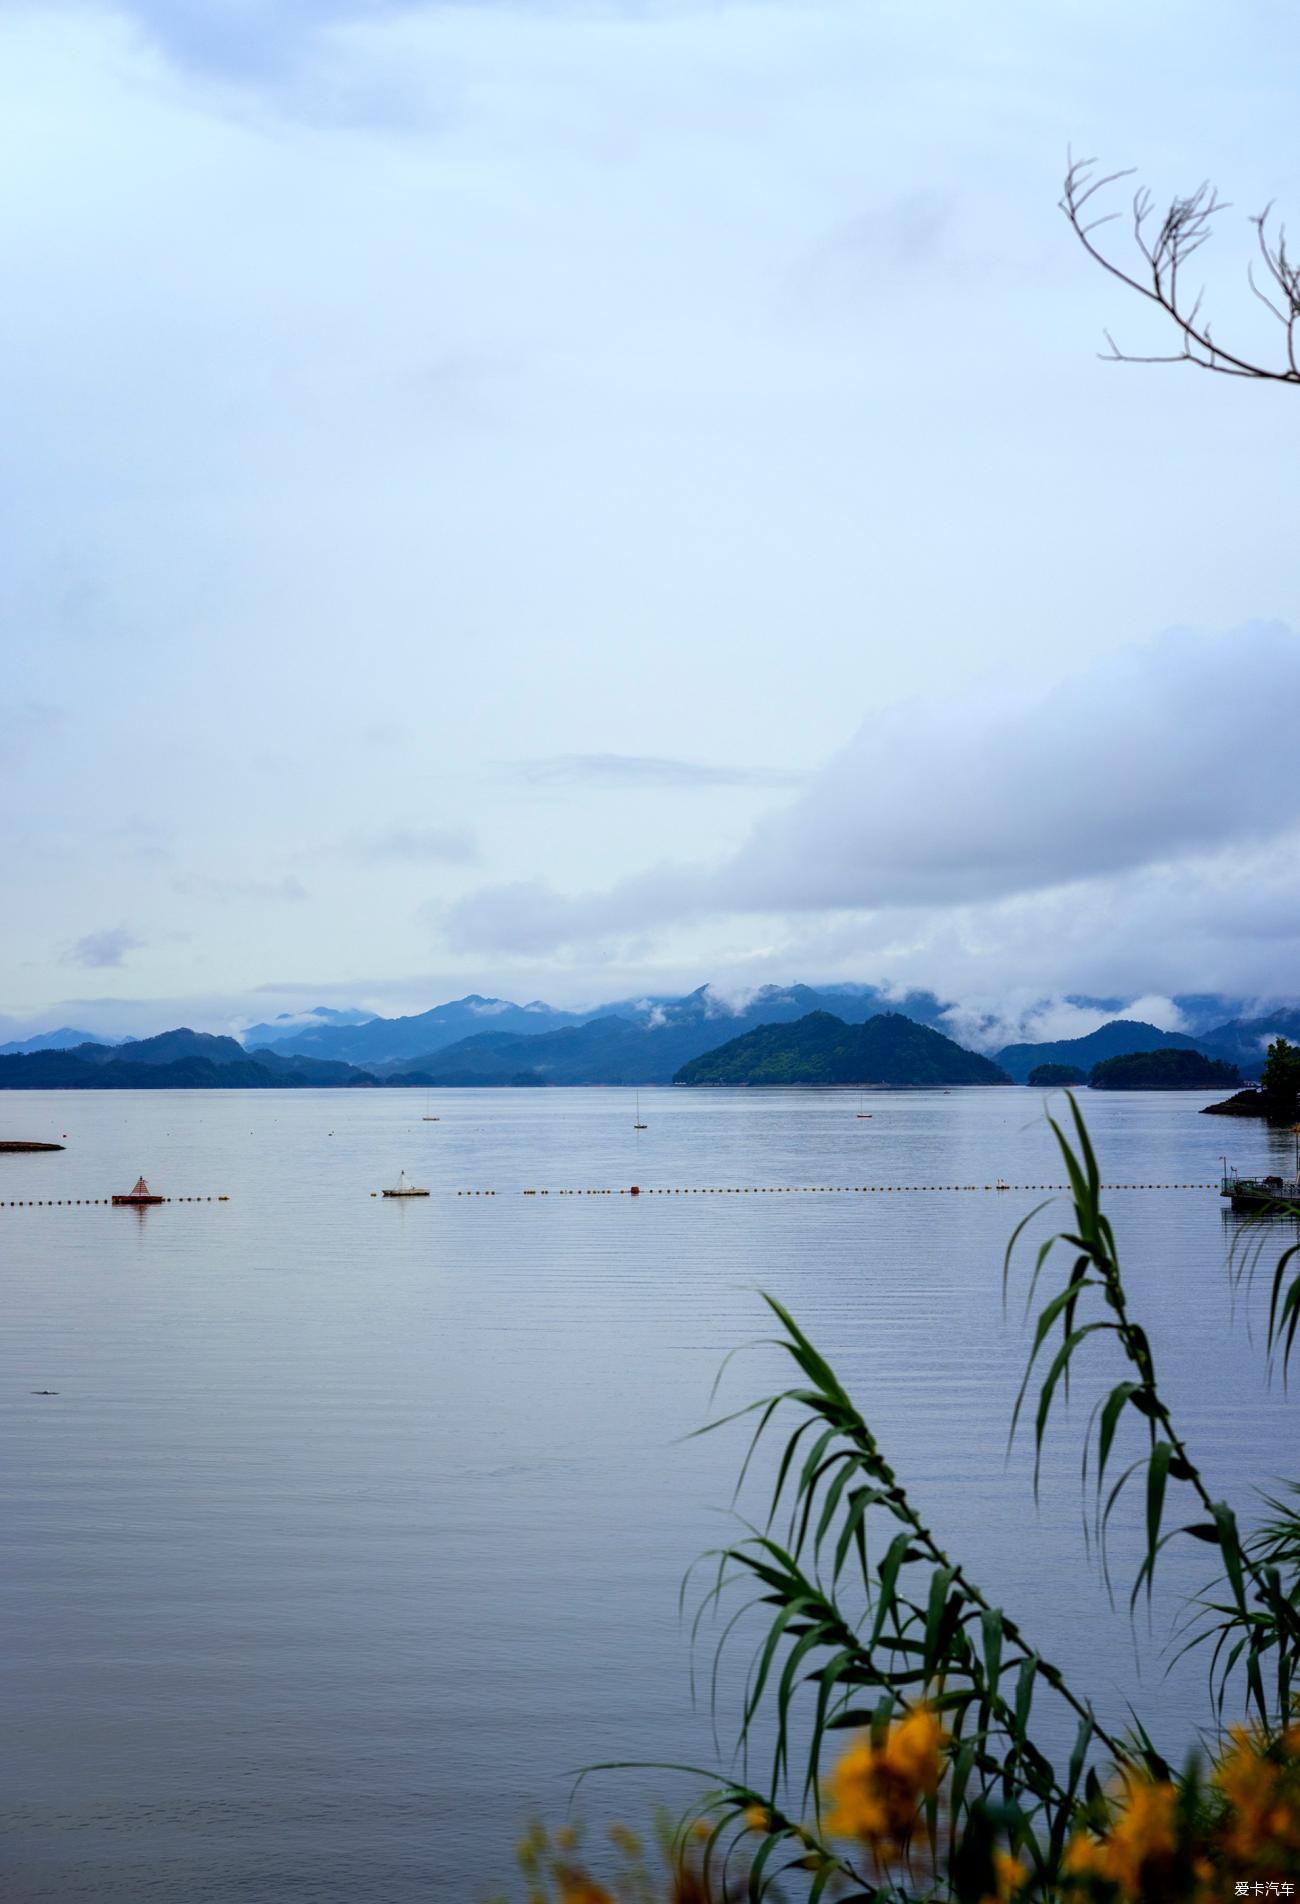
xmin=1203 ymin=1035 xmax=1300 ymax=1122
xmin=1086 ymin=1047 xmax=1240 ymax=1091
xmin=1027 ymin=1061 xmax=1087 ymax=1086
xmin=672 ymin=1010 xmax=1011 ymax=1086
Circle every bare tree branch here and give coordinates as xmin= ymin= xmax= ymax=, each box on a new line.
xmin=1061 ymin=154 xmax=1300 ymax=386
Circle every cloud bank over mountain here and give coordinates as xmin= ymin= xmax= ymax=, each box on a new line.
xmin=442 ymin=623 xmax=1300 ymax=996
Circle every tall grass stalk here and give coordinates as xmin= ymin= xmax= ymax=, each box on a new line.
xmin=633 ymin=1096 xmax=1300 ymax=1900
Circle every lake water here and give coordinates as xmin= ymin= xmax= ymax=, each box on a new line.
xmin=3 ymin=1086 xmax=1297 ymax=1900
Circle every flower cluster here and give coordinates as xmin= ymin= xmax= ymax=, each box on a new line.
xmin=1063 ymin=1776 xmax=1182 ymax=1898
xmin=502 ymin=1816 xmax=747 ymax=1904
xmin=822 ymin=1704 xmax=947 ymax=1853
xmin=1063 ymin=1727 xmax=1300 ymax=1901
xmin=1217 ymin=1723 xmax=1300 ymax=1869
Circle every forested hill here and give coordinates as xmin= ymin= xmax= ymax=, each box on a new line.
xmin=995 ymin=1019 xmax=1220 ymax=1083
xmin=1088 ymin=1049 xmax=1241 ymax=1090
xmin=673 ymin=1012 xmax=1012 ymax=1086
xmin=0 ymin=1030 xmax=373 ymax=1090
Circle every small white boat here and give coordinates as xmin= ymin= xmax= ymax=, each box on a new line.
xmin=382 ymin=1171 xmax=430 ymax=1198
xmin=633 ymin=1091 xmax=647 ymax=1130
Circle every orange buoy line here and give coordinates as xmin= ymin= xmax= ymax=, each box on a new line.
xmin=455 ymin=1182 xmax=1217 ymax=1198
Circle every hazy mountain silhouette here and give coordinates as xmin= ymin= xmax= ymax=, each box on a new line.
xmin=995 ymin=1020 xmax=1229 ymax=1083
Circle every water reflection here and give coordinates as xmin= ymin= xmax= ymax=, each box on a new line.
xmin=1 ymin=1086 xmax=1297 ymax=1903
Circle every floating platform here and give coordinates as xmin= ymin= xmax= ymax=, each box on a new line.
xmin=1220 ymin=1172 xmax=1300 ymax=1212
xmin=112 ymin=1175 xmax=164 ymax=1206
xmin=382 ymin=1171 xmax=430 ymax=1198
xmin=0 ymin=1140 xmax=64 ymax=1152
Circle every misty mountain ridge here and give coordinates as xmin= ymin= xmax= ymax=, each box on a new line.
xmin=237 ymin=1005 xmax=377 ymax=1047
xmin=994 ymin=1019 xmax=1236 ymax=1084
xmin=247 ymin=994 xmax=590 ymax=1066
xmin=247 ymin=982 xmax=951 ymax=1069
xmin=367 ymin=987 xmax=950 ymax=1087
xmin=7 ymin=986 xmax=1298 ymax=1086
xmin=0 ymin=1030 xmax=374 ymax=1091
xmin=0 ymin=1026 xmax=111 ymax=1056
xmin=1195 ymin=1007 xmax=1300 ymax=1071
xmin=675 ymin=1012 xmax=1012 ymax=1087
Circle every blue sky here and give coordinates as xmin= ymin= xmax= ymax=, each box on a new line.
xmin=3 ymin=0 xmax=1298 ymax=1037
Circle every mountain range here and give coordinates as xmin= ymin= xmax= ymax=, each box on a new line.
xmin=2 ymin=985 xmax=1296 ymax=1089
xmin=0 ymin=1029 xmax=373 ymax=1091
xmin=245 ymin=983 xmax=952 ymax=1071
xmin=247 ymin=986 xmax=1291 ymax=1086
xmin=0 ymin=1026 xmax=116 ymax=1056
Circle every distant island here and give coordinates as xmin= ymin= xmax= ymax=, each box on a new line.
xmin=673 ymin=1011 xmax=1011 ymax=1087
xmin=1088 ymin=1049 xmax=1240 ymax=1091
xmin=1027 ymin=1062 xmax=1087 ymax=1086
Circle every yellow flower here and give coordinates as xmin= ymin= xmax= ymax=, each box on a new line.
xmin=1107 ymin=1777 xmax=1177 ymax=1894
xmin=555 ymin=1824 xmax=578 ymax=1850
xmin=743 ymin=1804 xmax=770 ymax=1833
xmin=517 ymin=1822 xmax=548 ymax=1870
xmin=557 ymin=1881 xmax=613 ymax=1904
xmin=690 ymin=1818 xmax=712 ymax=1843
xmin=607 ymin=1822 xmax=642 ymax=1858
xmin=992 ymin=1849 xmax=1029 ymax=1899
xmin=1062 ymin=1831 xmax=1109 ymax=1880
xmin=1215 ymin=1722 xmax=1300 ymax=1863
xmin=822 ymin=1704 xmax=947 ymax=1849
xmin=1063 ymin=1776 xmax=1177 ymax=1899
xmin=885 ymin=1705 xmax=946 ymax=1787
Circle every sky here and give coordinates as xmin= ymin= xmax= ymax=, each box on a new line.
xmin=2 ymin=0 xmax=1299 ymax=1040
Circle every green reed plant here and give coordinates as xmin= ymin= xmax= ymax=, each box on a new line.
xmin=511 ymin=1097 xmax=1300 ymax=1903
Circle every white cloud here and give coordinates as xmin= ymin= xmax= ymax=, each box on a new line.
xmin=342 ymin=826 xmax=478 ymax=866
xmin=516 ymin=754 xmax=807 ymax=791
xmin=937 ymin=993 xmax=1186 ymax=1054
xmin=67 ymin=926 xmax=142 ymax=968
xmin=441 ymin=623 xmax=1300 ymax=962
xmin=170 ymin=874 xmax=310 ymax=903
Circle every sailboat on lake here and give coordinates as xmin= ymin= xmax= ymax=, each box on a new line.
xmin=634 ymin=1092 xmax=647 ymax=1130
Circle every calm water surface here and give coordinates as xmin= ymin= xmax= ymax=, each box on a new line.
xmin=2 ymin=1087 xmax=1297 ymax=1900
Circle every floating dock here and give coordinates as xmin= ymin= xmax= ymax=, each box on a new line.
xmin=112 ymin=1176 xmax=164 ymax=1206
xmin=1220 ymin=1171 xmax=1300 ymax=1212
xmin=382 ymin=1171 xmax=430 ymax=1198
